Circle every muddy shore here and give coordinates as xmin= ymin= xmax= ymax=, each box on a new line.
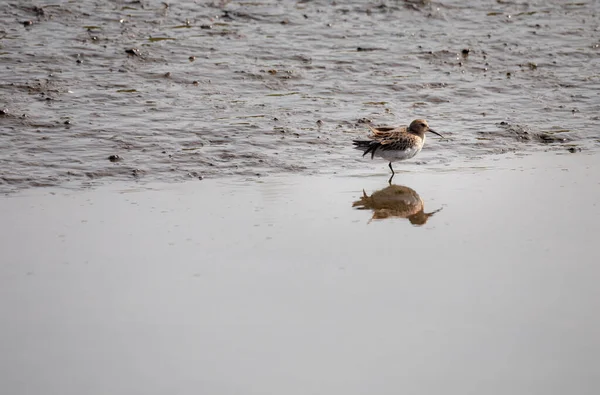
xmin=2 ymin=1 xmax=600 ymax=393
xmin=2 ymin=1 xmax=600 ymax=192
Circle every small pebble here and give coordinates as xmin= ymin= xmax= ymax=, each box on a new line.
xmin=108 ymin=155 xmax=122 ymax=162
xmin=125 ymin=48 xmax=141 ymax=56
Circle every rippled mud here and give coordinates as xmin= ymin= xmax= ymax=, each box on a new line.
xmin=1 ymin=0 xmax=599 ymax=192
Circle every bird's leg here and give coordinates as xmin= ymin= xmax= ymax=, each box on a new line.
xmin=388 ymin=162 xmax=395 ymax=184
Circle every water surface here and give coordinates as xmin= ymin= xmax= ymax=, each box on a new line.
xmin=1 ymin=151 xmax=599 ymax=394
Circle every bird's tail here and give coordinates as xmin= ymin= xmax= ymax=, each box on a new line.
xmin=353 ymin=140 xmax=381 ymax=159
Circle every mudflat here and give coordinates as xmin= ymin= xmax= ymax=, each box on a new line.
xmin=2 ymin=1 xmax=599 ymax=191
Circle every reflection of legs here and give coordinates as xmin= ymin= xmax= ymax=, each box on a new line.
xmin=388 ymin=162 xmax=395 ymax=184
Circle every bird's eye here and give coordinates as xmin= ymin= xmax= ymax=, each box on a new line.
xmin=420 ymin=123 xmax=426 ymax=127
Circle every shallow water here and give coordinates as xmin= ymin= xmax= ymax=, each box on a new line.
xmin=2 ymin=151 xmax=600 ymax=394
xmin=1 ymin=0 xmax=599 ymax=192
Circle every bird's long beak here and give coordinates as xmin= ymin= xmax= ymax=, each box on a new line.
xmin=428 ymin=129 xmax=444 ymax=138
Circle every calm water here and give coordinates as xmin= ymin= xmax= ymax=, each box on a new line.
xmin=2 ymin=152 xmax=600 ymax=395
xmin=1 ymin=0 xmax=599 ymax=192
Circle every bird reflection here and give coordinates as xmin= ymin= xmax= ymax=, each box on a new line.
xmin=352 ymin=184 xmax=442 ymax=225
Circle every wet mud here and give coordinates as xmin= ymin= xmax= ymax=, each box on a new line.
xmin=1 ymin=0 xmax=599 ymax=192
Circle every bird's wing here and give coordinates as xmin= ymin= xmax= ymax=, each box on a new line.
xmin=368 ymin=125 xmax=406 ymax=139
xmin=378 ymin=137 xmax=399 ymax=146
xmin=378 ymin=136 xmax=416 ymax=150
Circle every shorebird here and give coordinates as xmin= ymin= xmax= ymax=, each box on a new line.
xmin=353 ymin=119 xmax=444 ymax=182
xmin=352 ymin=184 xmax=442 ymax=224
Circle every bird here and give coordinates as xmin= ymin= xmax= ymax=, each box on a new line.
xmin=352 ymin=184 xmax=442 ymax=224
xmin=353 ymin=119 xmax=444 ymax=183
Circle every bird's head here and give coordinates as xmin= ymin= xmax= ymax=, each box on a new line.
xmin=409 ymin=119 xmax=444 ymax=138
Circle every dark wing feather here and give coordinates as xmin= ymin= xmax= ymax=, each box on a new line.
xmin=353 ymin=140 xmax=381 ymax=159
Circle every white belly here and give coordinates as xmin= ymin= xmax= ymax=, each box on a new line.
xmin=377 ymin=144 xmax=423 ymax=162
